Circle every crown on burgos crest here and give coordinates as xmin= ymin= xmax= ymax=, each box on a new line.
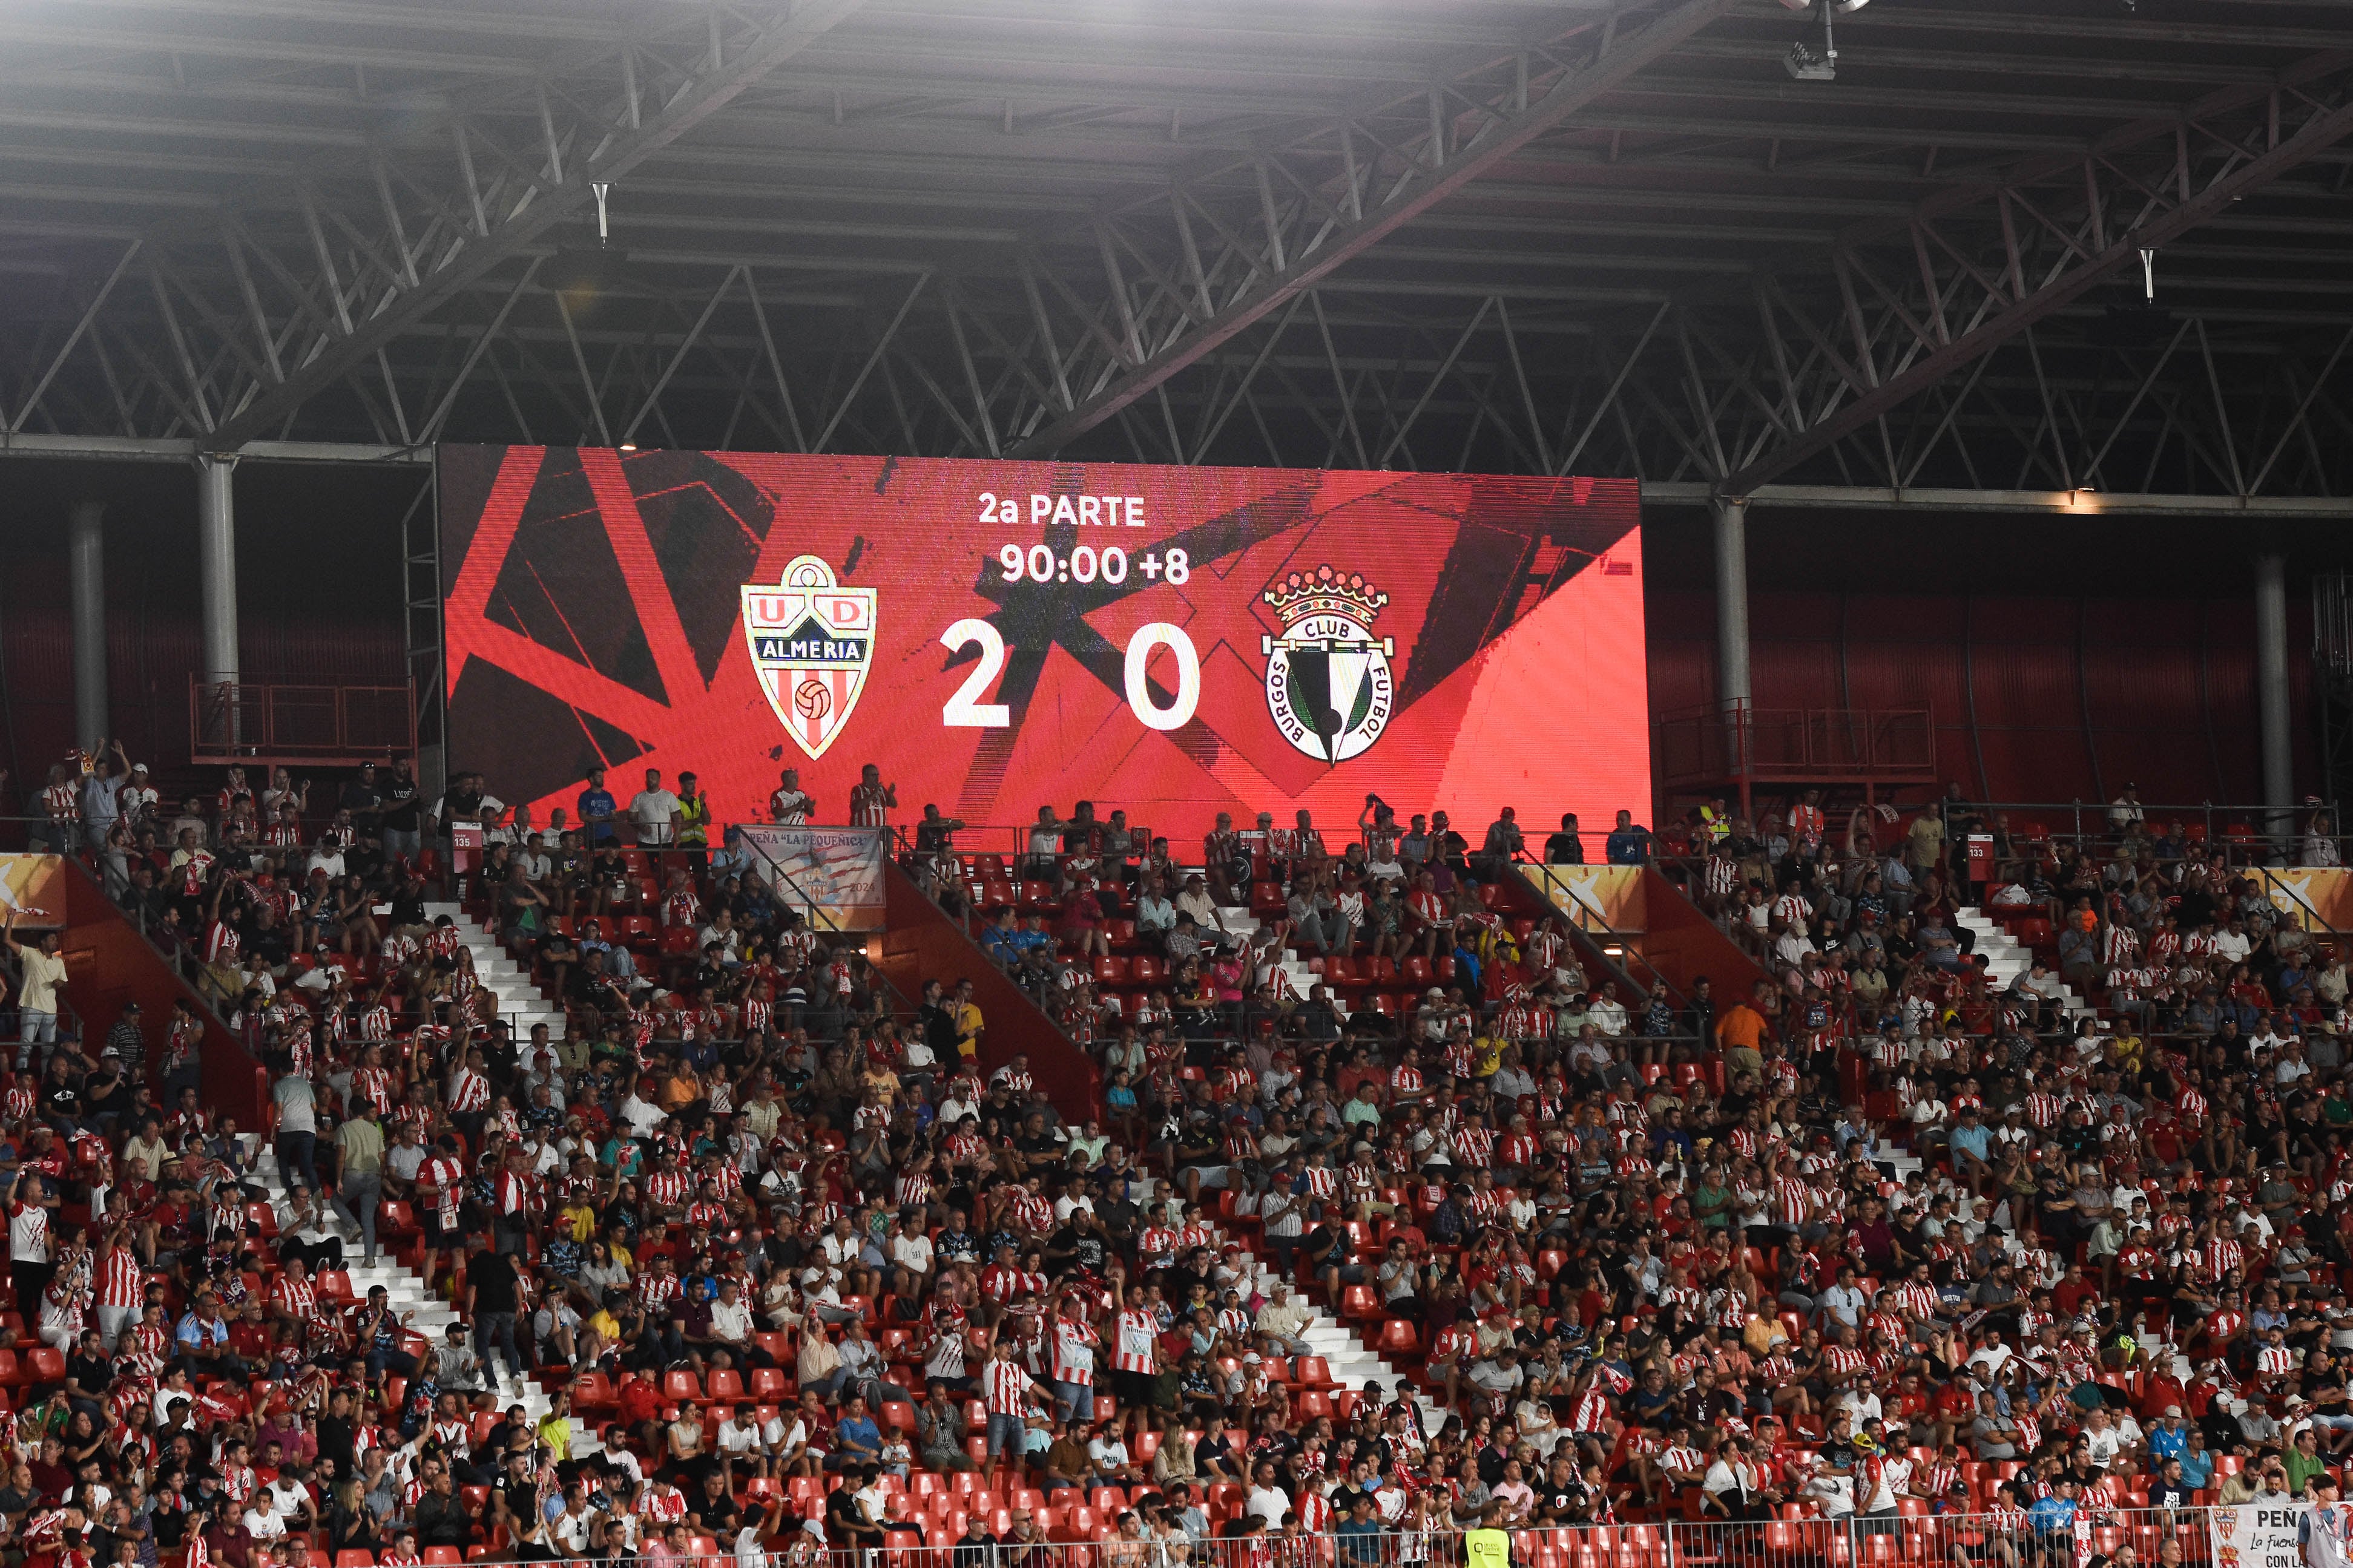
xmin=1264 ymin=565 xmax=1389 ymax=627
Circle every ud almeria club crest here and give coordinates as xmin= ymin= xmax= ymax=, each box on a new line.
xmin=1262 ymin=565 xmax=1395 ymax=763
xmin=743 ymin=554 xmax=875 ymax=761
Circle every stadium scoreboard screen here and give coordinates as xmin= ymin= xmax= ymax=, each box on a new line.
xmin=438 ymin=447 xmax=1650 ymax=842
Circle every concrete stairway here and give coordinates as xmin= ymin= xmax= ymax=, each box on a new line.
xmin=423 ymin=900 xmax=567 ymax=1040
xmin=242 ymin=1137 xmax=599 ymax=1454
xmin=1953 ymin=907 xmax=2095 ymax=1025
xmin=1133 ymin=1175 xmax=1447 ymax=1435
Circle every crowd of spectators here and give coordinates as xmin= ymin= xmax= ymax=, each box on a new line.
xmin=5 ymin=744 xmax=2353 ymax=1568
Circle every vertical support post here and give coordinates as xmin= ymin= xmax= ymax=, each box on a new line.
xmin=197 ymin=456 xmax=240 ymax=732
xmin=67 ymin=500 xmax=106 ymax=752
xmin=2256 ymin=548 xmax=2294 ymax=852
xmin=1713 ymin=496 xmax=1753 ymax=821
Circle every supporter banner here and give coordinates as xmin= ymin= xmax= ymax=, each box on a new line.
xmin=735 ymin=825 xmax=887 ymax=931
xmin=2257 ymin=867 xmax=2353 ymax=933
xmin=1527 ymin=864 xmax=1645 ymax=932
xmin=2209 ymin=1500 xmax=2314 ymax=1568
xmin=0 ymin=855 xmax=65 ymax=928
xmin=437 ymin=446 xmax=1650 ymax=845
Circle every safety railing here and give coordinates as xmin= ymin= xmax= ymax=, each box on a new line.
xmin=1934 ymin=796 xmax=2341 ymax=855
xmin=189 ymin=675 xmax=416 ymax=764
xmin=344 ymin=1510 xmax=2237 ymax=1568
xmin=1657 ymin=701 xmax=1939 ymax=788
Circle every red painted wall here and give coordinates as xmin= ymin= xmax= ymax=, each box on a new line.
xmin=1648 ymin=586 xmax=2312 ymax=814
xmin=58 ymin=858 xmax=265 ymax=1124
xmin=875 ymin=864 xmax=1102 ymax=1123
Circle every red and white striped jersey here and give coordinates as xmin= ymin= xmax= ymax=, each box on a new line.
xmin=645 ymin=1170 xmax=691 ymax=1209
xmin=96 ymin=1246 xmax=143 ymax=1310
xmin=1565 ymin=1388 xmax=1613 ymax=1433
xmin=421 ymin=1155 xmax=467 ymax=1220
xmin=982 ymin=1356 xmax=1032 ymax=1415
xmin=205 ymin=921 xmax=242 ymax=965
xmin=1111 ymin=1309 xmax=1158 ymax=1373
xmin=636 ymin=1272 xmax=681 ymax=1314
xmin=271 ymin=1274 xmax=317 ymax=1321
xmin=495 ymin=1170 xmax=539 ymax=1217
xmin=353 ymin=1066 xmax=394 ymax=1114
xmin=1050 ymin=1314 xmax=1096 ymax=1386
xmin=446 ymin=1067 xmax=490 ymax=1113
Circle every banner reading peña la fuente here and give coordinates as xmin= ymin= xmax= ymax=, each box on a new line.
xmin=734 ymin=824 xmax=887 ymax=932
xmin=2209 ymin=1500 xmax=2353 ymax=1568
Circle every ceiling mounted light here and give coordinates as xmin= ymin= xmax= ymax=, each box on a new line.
xmin=1781 ymin=0 xmax=1870 ymax=81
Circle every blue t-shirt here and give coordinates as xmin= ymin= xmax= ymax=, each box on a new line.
xmin=1950 ymin=1124 xmax=1993 ymax=1162
xmin=2027 ymin=1496 xmax=2076 ymax=1535
xmin=1606 ymin=826 xmax=1653 ymax=864
xmin=576 ymin=787 xmax=617 ymax=844
xmin=835 ymin=1415 xmax=881 ymax=1457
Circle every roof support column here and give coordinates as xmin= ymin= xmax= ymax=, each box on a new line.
xmin=2256 ymin=547 xmax=2294 ymax=853
xmin=68 ymin=500 xmax=107 ymax=753
xmin=1714 ymin=495 xmax=1752 ymax=821
xmin=197 ymin=456 xmax=239 ymax=690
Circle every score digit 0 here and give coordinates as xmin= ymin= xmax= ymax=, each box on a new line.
xmin=940 ymin=620 xmax=1199 ymax=731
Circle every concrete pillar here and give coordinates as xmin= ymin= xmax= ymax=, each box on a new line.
xmin=2256 ymin=549 xmax=2294 ymax=850
xmin=1713 ymin=496 xmax=1752 ymax=712
xmin=1713 ymin=496 xmax=1753 ymax=817
xmin=67 ymin=500 xmax=105 ymax=750
xmin=196 ymin=456 xmax=239 ymax=687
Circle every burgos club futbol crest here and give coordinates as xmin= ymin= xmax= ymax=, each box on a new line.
xmin=1262 ymin=565 xmax=1395 ymax=763
xmin=742 ymin=554 xmax=875 ymax=761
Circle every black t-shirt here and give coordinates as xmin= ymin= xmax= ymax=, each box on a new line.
xmin=1544 ymin=832 xmax=1585 ymax=865
xmin=340 ymin=783 xmax=383 ymax=819
xmin=380 ymin=782 xmax=423 ymax=833
xmin=694 ymin=1490 xmax=741 ymax=1532
xmin=42 ymin=1080 xmax=82 ymax=1121
xmin=1050 ymin=1225 xmax=1108 ymax=1274
xmin=469 ymin=1250 xmax=522 ymax=1314
xmin=317 ymin=1412 xmax=356 ymax=1475
xmin=67 ymin=1350 xmax=112 ymax=1396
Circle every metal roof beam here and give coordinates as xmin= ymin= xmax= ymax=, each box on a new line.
xmin=1714 ymin=53 xmax=2353 ymax=497
xmin=188 ymin=0 xmax=872 ymax=451
xmin=1004 ymin=0 xmax=1742 ymax=457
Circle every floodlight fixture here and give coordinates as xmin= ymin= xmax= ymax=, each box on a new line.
xmin=1782 ymin=0 xmax=1870 ymax=81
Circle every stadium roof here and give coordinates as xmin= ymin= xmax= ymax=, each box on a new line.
xmin=4 ymin=0 xmax=2353 ymax=511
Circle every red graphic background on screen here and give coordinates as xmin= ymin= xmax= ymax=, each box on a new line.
xmin=438 ymin=447 xmax=1650 ymax=842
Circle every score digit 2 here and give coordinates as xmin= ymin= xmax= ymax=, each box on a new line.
xmin=939 ymin=619 xmax=1200 ymax=730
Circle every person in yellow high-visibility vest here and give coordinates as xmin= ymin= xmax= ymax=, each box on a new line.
xmin=1466 ymin=1503 xmax=1515 ymax=1568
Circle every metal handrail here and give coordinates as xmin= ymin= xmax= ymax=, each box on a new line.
xmin=337 ymin=1507 xmax=2239 ymax=1568
xmin=1513 ymin=864 xmax=1687 ymax=1015
xmin=1935 ymin=795 xmax=2341 ymax=856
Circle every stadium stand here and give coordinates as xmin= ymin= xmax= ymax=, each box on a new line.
xmin=1 ymin=750 xmax=2349 ymax=1568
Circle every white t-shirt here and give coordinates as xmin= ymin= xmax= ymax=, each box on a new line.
xmin=630 ymin=789 xmax=681 ymax=845
xmin=15 ymin=950 xmax=65 ymax=1015
xmin=9 ymin=1201 xmax=48 ymax=1264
